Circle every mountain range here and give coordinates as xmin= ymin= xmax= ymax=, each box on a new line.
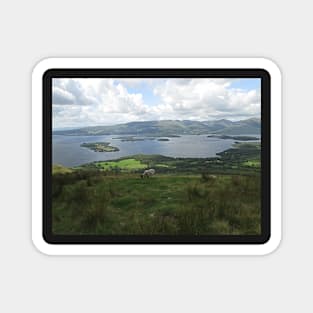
xmin=53 ymin=118 xmax=261 ymax=136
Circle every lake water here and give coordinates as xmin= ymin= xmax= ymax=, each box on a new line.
xmin=53 ymin=134 xmax=260 ymax=167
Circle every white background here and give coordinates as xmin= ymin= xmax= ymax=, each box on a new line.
xmin=0 ymin=0 xmax=310 ymax=312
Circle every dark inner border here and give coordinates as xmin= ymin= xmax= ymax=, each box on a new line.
xmin=43 ymin=68 xmax=270 ymax=244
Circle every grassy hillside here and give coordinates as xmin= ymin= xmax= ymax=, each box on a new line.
xmin=52 ymin=142 xmax=261 ymax=236
xmin=52 ymin=172 xmax=261 ymax=235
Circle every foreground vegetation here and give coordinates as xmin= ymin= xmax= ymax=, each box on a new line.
xmin=52 ymin=172 xmax=261 ymax=235
xmin=52 ymin=142 xmax=261 ymax=235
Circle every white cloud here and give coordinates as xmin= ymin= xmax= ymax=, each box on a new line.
xmin=52 ymin=78 xmax=261 ymax=128
xmin=52 ymin=79 xmax=98 ymax=106
xmin=52 ymin=86 xmax=75 ymax=105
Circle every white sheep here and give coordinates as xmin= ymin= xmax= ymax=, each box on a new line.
xmin=141 ymin=168 xmax=156 ymax=178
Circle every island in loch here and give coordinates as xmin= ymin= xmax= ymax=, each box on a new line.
xmin=80 ymin=142 xmax=119 ymax=152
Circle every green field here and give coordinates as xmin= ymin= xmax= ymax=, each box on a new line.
xmin=95 ymin=158 xmax=148 ymax=171
xmin=52 ymin=172 xmax=261 ymax=235
xmin=243 ymin=160 xmax=261 ymax=167
xmin=52 ymin=142 xmax=261 ymax=235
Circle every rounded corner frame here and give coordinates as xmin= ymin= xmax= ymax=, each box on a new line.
xmin=32 ymin=57 xmax=281 ymax=256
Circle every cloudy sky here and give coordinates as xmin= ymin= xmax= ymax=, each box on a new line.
xmin=52 ymin=78 xmax=261 ymax=129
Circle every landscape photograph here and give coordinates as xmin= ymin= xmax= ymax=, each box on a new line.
xmin=52 ymin=78 xmax=261 ymax=236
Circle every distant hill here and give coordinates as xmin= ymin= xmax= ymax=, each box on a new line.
xmin=212 ymin=118 xmax=261 ymax=135
xmin=53 ymin=118 xmax=261 ymax=136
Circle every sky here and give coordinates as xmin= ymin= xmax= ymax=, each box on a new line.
xmin=52 ymin=78 xmax=261 ymax=129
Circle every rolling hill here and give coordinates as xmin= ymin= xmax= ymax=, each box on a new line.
xmin=53 ymin=118 xmax=261 ymax=136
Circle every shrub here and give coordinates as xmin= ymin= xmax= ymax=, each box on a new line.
xmin=186 ymin=183 xmax=205 ymax=201
xmin=231 ymin=175 xmax=242 ymax=186
xmin=200 ymin=172 xmax=216 ymax=184
xmin=80 ymin=204 xmax=108 ymax=232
